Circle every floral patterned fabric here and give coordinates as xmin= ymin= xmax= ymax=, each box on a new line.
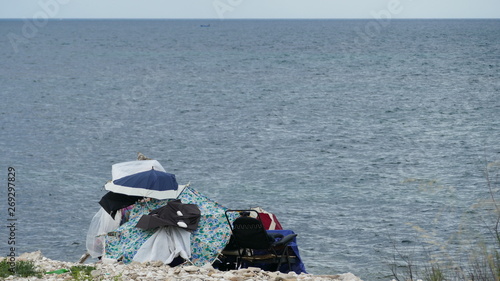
xmin=104 ymin=186 xmax=237 ymax=266
xmin=179 ymin=187 xmax=237 ymax=265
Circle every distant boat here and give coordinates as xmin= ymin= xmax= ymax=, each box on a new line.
xmin=200 ymin=24 xmax=210 ymax=28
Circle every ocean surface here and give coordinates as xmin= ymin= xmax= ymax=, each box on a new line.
xmin=1 ymin=19 xmax=500 ymax=279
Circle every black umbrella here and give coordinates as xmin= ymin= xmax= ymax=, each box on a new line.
xmin=136 ymin=199 xmax=201 ymax=231
xmin=99 ymin=191 xmax=143 ymax=219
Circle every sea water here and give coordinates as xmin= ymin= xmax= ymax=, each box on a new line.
xmin=0 ymin=19 xmax=499 ymax=280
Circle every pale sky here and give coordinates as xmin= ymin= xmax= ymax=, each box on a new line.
xmin=1 ymin=0 xmax=499 ymax=19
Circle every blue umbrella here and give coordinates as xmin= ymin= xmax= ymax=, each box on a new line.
xmin=104 ymin=168 xmax=183 ymax=199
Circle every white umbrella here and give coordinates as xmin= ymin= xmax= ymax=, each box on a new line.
xmin=111 ymin=160 xmax=166 ymax=180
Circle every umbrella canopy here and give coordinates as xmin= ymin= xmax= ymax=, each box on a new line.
xmin=136 ymin=199 xmax=201 ymax=231
xmin=105 ymin=168 xmax=183 ymax=199
xmin=111 ymin=160 xmax=166 ymax=181
xmin=104 ymin=186 xmax=236 ymax=266
xmin=99 ymin=191 xmax=143 ymax=219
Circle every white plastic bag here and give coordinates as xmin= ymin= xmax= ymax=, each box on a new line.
xmin=86 ymin=208 xmax=121 ymax=258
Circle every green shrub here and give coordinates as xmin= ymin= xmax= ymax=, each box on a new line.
xmin=0 ymin=259 xmax=43 ymax=278
xmin=70 ymin=265 xmax=96 ymax=281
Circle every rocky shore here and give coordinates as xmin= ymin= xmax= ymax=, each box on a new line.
xmin=2 ymin=251 xmax=363 ymax=281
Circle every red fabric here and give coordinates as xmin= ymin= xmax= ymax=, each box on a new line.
xmin=257 ymin=213 xmax=283 ymax=230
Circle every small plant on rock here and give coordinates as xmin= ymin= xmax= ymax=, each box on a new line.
xmin=70 ymin=265 xmax=96 ymax=281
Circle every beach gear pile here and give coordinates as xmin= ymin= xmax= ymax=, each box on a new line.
xmin=85 ymin=155 xmax=306 ymax=274
xmin=86 ymin=158 xmax=236 ymax=267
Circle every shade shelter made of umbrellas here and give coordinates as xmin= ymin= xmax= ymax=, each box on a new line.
xmin=104 ymin=186 xmax=237 ymax=266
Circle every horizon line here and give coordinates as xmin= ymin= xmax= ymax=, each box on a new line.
xmin=0 ymin=17 xmax=499 ymax=20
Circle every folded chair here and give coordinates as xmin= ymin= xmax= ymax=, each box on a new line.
xmin=224 ymin=210 xmax=298 ymax=272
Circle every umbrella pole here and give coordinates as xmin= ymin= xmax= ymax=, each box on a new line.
xmin=78 ymin=252 xmax=90 ymax=264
